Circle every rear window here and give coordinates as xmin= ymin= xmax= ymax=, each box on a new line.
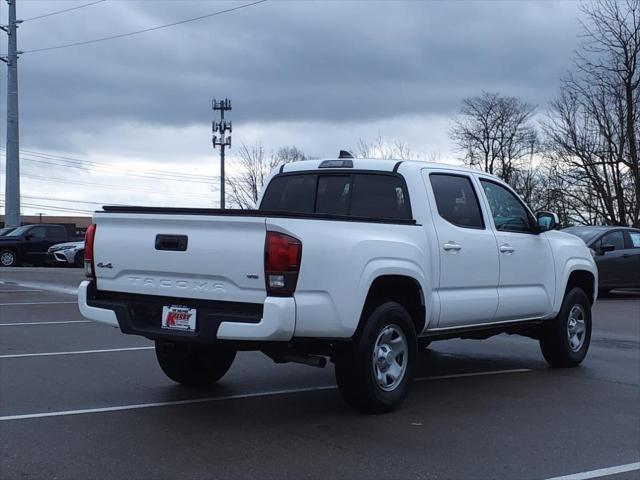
xmin=259 ymin=174 xmax=316 ymax=213
xmin=316 ymin=176 xmax=351 ymax=215
xmin=260 ymin=173 xmax=412 ymax=220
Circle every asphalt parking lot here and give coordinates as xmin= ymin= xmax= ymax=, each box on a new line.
xmin=0 ymin=268 xmax=638 ymax=480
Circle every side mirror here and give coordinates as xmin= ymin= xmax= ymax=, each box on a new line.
xmin=599 ymin=244 xmax=615 ymax=254
xmin=536 ymin=211 xmax=559 ymax=232
xmin=24 ymin=233 xmax=35 ymax=241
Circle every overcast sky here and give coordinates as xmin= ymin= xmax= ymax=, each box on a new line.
xmin=0 ymin=0 xmax=583 ymax=215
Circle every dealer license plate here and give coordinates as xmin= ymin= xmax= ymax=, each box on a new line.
xmin=161 ymin=305 xmax=197 ymax=332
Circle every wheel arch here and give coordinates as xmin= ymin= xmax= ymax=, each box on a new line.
xmin=356 ymin=274 xmax=426 ymax=338
xmin=565 ymin=270 xmax=596 ymax=305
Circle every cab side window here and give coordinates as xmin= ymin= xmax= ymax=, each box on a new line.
xmin=429 ymin=174 xmax=484 ymax=229
xmin=480 ymin=180 xmax=534 ymax=233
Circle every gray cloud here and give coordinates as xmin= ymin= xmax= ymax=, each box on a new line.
xmin=0 ymin=0 xmax=585 ymax=214
xmin=7 ymin=0 xmax=581 ymax=151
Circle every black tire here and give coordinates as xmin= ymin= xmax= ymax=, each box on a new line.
xmin=155 ymin=341 xmax=236 ymax=387
xmin=335 ymin=301 xmax=417 ymax=414
xmin=74 ymin=250 xmax=84 ymax=268
xmin=539 ymin=287 xmax=592 ymax=367
xmin=0 ymin=249 xmax=19 ymax=267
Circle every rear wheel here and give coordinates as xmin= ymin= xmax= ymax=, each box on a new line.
xmin=155 ymin=341 xmax=236 ymax=387
xmin=335 ymin=301 xmax=417 ymax=413
xmin=539 ymin=287 xmax=591 ymax=367
xmin=0 ymin=249 xmax=18 ymax=267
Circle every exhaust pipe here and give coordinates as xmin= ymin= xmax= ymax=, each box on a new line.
xmin=263 ymin=351 xmax=327 ymax=368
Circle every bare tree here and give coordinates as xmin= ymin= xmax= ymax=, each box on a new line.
xmin=226 ymin=142 xmax=308 ymax=209
xmin=544 ymin=0 xmax=640 ymax=226
xmin=355 ymin=135 xmax=421 ymax=160
xmin=450 ymin=92 xmax=539 ymax=185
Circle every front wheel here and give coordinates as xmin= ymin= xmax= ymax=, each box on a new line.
xmin=74 ymin=251 xmax=84 ymax=268
xmin=0 ymin=249 xmax=18 ymax=267
xmin=155 ymin=341 xmax=236 ymax=387
xmin=335 ymin=302 xmax=417 ymax=413
xmin=539 ymin=287 xmax=592 ymax=367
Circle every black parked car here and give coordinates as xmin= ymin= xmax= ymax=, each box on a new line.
xmin=0 ymin=224 xmax=82 ymax=267
xmin=563 ymin=226 xmax=640 ymax=294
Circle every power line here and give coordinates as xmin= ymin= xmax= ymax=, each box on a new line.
xmin=20 ymin=156 xmax=220 ymax=185
xmin=18 ymin=148 xmax=219 ymax=181
xmin=21 ymin=0 xmax=107 ymax=23
xmin=23 ymin=0 xmax=268 ymax=54
xmin=1 ymin=194 xmax=108 ymax=206
xmin=2 ymin=194 xmax=211 ymax=211
xmin=20 ymin=172 xmax=218 ymax=198
xmin=0 ymin=148 xmax=220 ymax=183
xmin=0 ymin=201 xmax=93 ymax=215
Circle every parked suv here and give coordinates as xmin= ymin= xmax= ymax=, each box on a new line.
xmin=78 ymin=158 xmax=598 ymax=413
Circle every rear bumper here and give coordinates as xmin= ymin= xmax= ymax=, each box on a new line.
xmin=77 ymin=281 xmax=295 ymax=342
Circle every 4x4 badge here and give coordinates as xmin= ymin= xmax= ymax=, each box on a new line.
xmin=97 ymin=262 xmax=113 ymax=269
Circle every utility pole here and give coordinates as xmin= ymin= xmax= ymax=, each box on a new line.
xmin=1 ymin=0 xmax=22 ymax=227
xmin=212 ymin=98 xmax=231 ymax=209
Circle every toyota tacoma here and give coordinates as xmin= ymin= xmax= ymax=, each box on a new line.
xmin=78 ymin=158 xmax=598 ymax=413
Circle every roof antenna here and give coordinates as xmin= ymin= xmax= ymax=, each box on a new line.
xmin=338 ymin=150 xmax=354 ymax=159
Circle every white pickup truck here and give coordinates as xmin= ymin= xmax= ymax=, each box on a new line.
xmin=78 ymin=157 xmax=598 ymax=413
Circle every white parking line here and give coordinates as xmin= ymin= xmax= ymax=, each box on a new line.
xmin=0 ymin=289 xmax=42 ymax=293
xmin=0 ymin=301 xmax=77 ymax=306
xmin=0 ymin=320 xmax=92 ymax=326
xmin=0 ymin=368 xmax=531 ymax=421
xmin=0 ymin=346 xmax=153 ymax=359
xmin=0 ymin=280 xmax=78 ymax=296
xmin=546 ymin=462 xmax=640 ymax=480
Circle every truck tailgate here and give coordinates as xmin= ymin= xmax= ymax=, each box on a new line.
xmin=92 ymin=212 xmax=267 ymax=303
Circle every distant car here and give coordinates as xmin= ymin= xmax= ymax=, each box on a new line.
xmin=0 ymin=227 xmax=16 ymax=236
xmin=0 ymin=224 xmax=82 ymax=267
xmin=47 ymin=241 xmax=85 ymax=267
xmin=563 ymin=226 xmax=640 ymax=294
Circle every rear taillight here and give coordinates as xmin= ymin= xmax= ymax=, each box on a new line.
xmin=264 ymin=231 xmax=302 ymax=297
xmin=84 ymin=224 xmax=96 ymax=279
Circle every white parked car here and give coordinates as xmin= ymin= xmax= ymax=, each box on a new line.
xmin=78 ymin=157 xmax=598 ymax=413
xmin=47 ymin=240 xmax=85 ymax=267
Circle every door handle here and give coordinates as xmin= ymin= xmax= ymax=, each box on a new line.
xmin=443 ymin=241 xmax=462 ymax=252
xmin=499 ymin=244 xmax=515 ymax=254
xmin=155 ymin=234 xmax=188 ymax=251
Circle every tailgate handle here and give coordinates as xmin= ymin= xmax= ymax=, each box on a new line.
xmin=155 ymin=234 xmax=188 ymax=251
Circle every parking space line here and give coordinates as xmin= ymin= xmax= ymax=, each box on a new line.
xmin=0 ymin=301 xmax=77 ymax=306
xmin=0 ymin=320 xmax=92 ymax=326
xmin=0 ymin=346 xmax=154 ymax=359
xmin=0 ymin=368 xmax=531 ymax=421
xmin=545 ymin=461 xmax=640 ymax=480
xmin=0 ymin=280 xmax=78 ymax=296
xmin=0 ymin=289 xmax=42 ymax=293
